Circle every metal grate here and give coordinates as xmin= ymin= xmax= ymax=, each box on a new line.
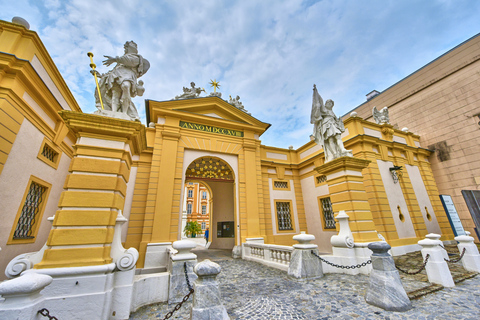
xmin=321 ymin=197 xmax=336 ymax=229
xmin=276 ymin=202 xmax=293 ymax=230
xmin=316 ymin=175 xmax=327 ymax=184
xmin=274 ymin=181 xmax=288 ymax=189
xmin=41 ymin=143 xmax=58 ymax=163
xmin=13 ymin=181 xmax=47 ymax=239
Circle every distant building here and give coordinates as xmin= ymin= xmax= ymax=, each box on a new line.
xmin=345 ymin=32 xmax=480 ymax=241
xmin=183 ymin=182 xmax=210 ymax=236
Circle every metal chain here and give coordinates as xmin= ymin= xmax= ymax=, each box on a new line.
xmin=396 ymin=254 xmax=430 ymax=275
xmin=38 ymin=308 xmax=59 ymax=320
xmin=445 ymin=248 xmax=466 ymax=263
xmin=439 ymin=244 xmax=460 ymax=255
xmin=162 ymin=262 xmax=195 ymax=320
xmin=311 ymin=250 xmax=372 ymax=269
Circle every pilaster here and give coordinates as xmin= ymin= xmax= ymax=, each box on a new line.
xmin=315 ymin=156 xmax=378 ymax=243
xmin=34 ymin=111 xmax=146 ymax=269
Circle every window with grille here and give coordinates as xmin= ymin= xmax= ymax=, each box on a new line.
xmin=316 ymin=175 xmax=327 ymax=184
xmin=202 ymin=205 xmax=206 ymax=214
xmin=320 ymin=197 xmax=336 ymax=229
xmin=276 ymin=201 xmax=293 ymax=231
xmin=202 ymin=191 xmax=207 ymax=199
xmin=13 ymin=181 xmax=47 ymax=239
xmin=273 ymin=181 xmax=289 ymax=189
xmin=37 ymin=139 xmax=61 ymax=169
xmin=187 ymin=203 xmax=192 ymax=214
xmin=201 ymin=222 xmax=206 ymax=229
xmin=188 ymin=189 xmax=193 ymax=198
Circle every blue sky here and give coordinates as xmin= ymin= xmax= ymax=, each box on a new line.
xmin=2 ymin=0 xmax=480 ymax=148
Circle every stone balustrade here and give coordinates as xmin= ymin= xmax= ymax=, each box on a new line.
xmin=243 ymin=242 xmax=293 ymax=271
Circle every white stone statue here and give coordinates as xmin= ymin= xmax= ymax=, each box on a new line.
xmin=91 ymin=41 xmax=150 ymax=121
xmin=310 ymin=85 xmax=352 ymax=162
xmin=372 ymin=106 xmax=390 ymax=125
xmin=174 ymin=82 xmax=205 ymax=100
xmin=228 ymin=95 xmax=249 ymax=113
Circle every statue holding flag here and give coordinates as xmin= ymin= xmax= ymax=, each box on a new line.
xmin=310 ymin=85 xmax=352 ymax=162
xmin=90 ymin=41 xmax=149 ymax=121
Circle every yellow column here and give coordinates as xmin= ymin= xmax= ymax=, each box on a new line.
xmin=315 ymin=156 xmax=378 ymax=243
xmin=150 ymin=125 xmax=181 ymax=242
xmin=242 ymin=142 xmax=264 ymax=242
xmin=35 ymin=111 xmax=146 ymax=269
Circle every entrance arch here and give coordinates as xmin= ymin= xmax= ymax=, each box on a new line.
xmin=180 ymin=154 xmax=237 ymax=249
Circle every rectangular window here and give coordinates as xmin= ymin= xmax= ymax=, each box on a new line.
xmin=37 ymin=138 xmax=61 ymax=169
xmin=320 ymin=197 xmax=336 ymax=229
xmin=275 ymin=201 xmax=293 ymax=231
xmin=202 ymin=205 xmax=207 ymax=215
xmin=8 ymin=176 xmax=51 ymax=244
xmin=201 ymin=222 xmax=206 ymax=230
xmin=188 ymin=189 xmax=193 ymax=198
xmin=315 ymin=175 xmax=327 ymax=185
xmin=187 ymin=203 xmax=192 ymax=214
xmin=202 ymin=191 xmax=207 ymax=199
xmin=273 ymin=181 xmax=289 ymax=190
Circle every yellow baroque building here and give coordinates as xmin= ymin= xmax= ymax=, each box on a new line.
xmin=0 ymin=19 xmax=460 ymax=276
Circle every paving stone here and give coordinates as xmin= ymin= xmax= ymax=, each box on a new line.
xmin=130 ymin=248 xmax=480 ymax=319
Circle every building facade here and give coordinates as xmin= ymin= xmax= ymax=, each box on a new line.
xmin=1 ymin=18 xmax=470 ymax=279
xmin=345 ymin=32 xmax=480 ymax=241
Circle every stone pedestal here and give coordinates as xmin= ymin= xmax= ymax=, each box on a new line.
xmin=455 ymin=234 xmax=480 ymax=272
xmin=35 ymin=111 xmax=146 ymax=269
xmin=418 ymin=238 xmax=454 ymax=287
xmin=315 ymin=157 xmax=378 ymax=243
xmin=288 ymin=232 xmax=323 ymax=280
xmin=425 ymin=233 xmax=447 ymax=260
xmin=168 ymin=240 xmax=198 ymax=304
xmin=190 ymin=259 xmax=230 ymax=320
xmin=365 ymin=242 xmax=412 ymax=312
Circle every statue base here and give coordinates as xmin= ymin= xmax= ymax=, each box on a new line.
xmin=94 ymin=109 xmax=139 ymax=122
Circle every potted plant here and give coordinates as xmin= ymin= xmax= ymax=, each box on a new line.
xmin=184 ymin=221 xmax=202 ymax=238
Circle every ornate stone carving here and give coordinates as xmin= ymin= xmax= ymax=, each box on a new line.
xmin=310 ymin=85 xmax=352 ymax=162
xmin=91 ymin=41 xmax=150 ymax=121
xmin=372 ymin=106 xmax=390 ymax=124
xmin=174 ymin=82 xmax=205 ymax=100
xmin=228 ymin=95 xmax=249 ymax=114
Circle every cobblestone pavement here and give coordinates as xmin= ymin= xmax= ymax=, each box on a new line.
xmin=130 ymin=248 xmax=480 ymax=320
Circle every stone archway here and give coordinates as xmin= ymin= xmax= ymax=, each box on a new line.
xmin=182 ymin=156 xmax=236 ymax=249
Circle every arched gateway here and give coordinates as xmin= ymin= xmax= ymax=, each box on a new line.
xmin=124 ymin=96 xmax=271 ymax=267
xmin=183 ymin=156 xmax=236 ymax=249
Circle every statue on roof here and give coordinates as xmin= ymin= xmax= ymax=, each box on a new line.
xmin=90 ymin=41 xmax=150 ymax=121
xmin=174 ymin=82 xmax=205 ymax=100
xmin=228 ymin=95 xmax=249 ymax=114
xmin=310 ymin=85 xmax=352 ymax=162
xmin=372 ymin=106 xmax=390 ymax=125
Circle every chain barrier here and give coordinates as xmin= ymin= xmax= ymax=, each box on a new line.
xmin=439 ymin=244 xmax=460 ymax=255
xmin=161 ymin=262 xmax=195 ymax=320
xmin=311 ymin=250 xmax=372 ymax=269
xmin=445 ymin=248 xmax=466 ymax=263
xmin=396 ymin=254 xmax=430 ymax=275
xmin=38 ymin=308 xmax=58 ymax=320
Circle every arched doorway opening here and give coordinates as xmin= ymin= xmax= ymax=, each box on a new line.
xmin=181 ymin=156 xmax=236 ymax=250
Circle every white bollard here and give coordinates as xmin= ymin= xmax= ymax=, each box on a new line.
xmin=168 ymin=240 xmax=198 ymax=303
xmin=455 ymin=234 xmax=480 ymax=272
xmin=425 ymin=233 xmax=448 ymax=260
xmin=288 ymin=232 xmax=323 ymax=280
xmin=418 ymin=238 xmax=455 ymax=287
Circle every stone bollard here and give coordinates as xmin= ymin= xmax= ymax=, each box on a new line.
xmin=455 ymin=233 xmax=480 ymax=272
xmin=168 ymin=240 xmax=198 ymax=304
xmin=418 ymin=238 xmax=454 ymax=287
xmin=425 ymin=233 xmax=448 ymax=260
xmin=365 ymin=242 xmax=412 ymax=312
xmin=288 ymin=232 xmax=323 ymax=280
xmin=0 ymin=272 xmax=53 ymax=319
xmin=190 ymin=259 xmax=230 ymax=320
